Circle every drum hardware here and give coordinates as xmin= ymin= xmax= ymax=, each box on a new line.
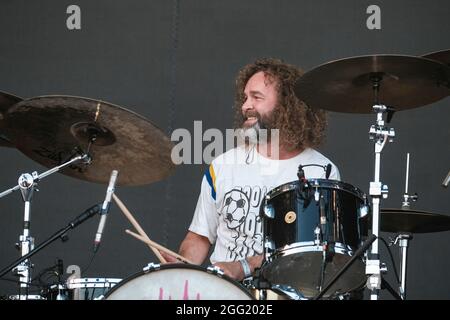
xmin=143 ymin=262 xmax=161 ymax=273
xmin=380 ymin=208 xmax=450 ymax=300
xmin=313 ymin=234 xmax=377 ymax=300
xmin=396 ymin=152 xmax=417 ymax=299
xmin=401 ymin=153 xmax=418 ymax=209
xmin=34 ymin=258 xmax=66 ymax=298
xmin=207 ymin=265 xmax=225 ymax=276
xmin=390 ymin=233 xmax=412 ymax=300
xmin=0 ymin=203 xmax=101 ymax=298
xmin=295 ymin=54 xmax=450 ymax=300
xmin=0 ymin=95 xmax=176 ymax=298
xmin=0 ymin=153 xmax=90 ymax=299
xmin=65 ymin=278 xmax=122 ymax=300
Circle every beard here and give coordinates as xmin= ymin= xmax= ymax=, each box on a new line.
xmin=240 ymin=109 xmax=276 ymax=144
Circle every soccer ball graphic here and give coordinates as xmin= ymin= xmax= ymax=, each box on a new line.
xmin=221 ymin=190 xmax=250 ymax=229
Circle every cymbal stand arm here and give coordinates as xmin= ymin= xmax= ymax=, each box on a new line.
xmin=366 ymin=105 xmax=395 ymax=300
xmin=0 ymin=153 xmax=89 ymax=299
xmin=0 ymin=154 xmax=90 ymax=199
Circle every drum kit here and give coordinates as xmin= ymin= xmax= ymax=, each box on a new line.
xmin=0 ymin=50 xmax=449 ymax=300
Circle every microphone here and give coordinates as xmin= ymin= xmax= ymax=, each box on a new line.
xmin=297 ymin=164 xmax=306 ymax=182
xmin=325 ymin=163 xmax=332 ymax=179
xmin=94 ymin=170 xmax=118 ymax=252
xmin=442 ymin=169 xmax=450 ymax=188
xmin=297 ymin=165 xmax=311 ymax=205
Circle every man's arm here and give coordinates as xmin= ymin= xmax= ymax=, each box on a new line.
xmin=179 ymin=231 xmax=211 ymax=264
xmin=160 ymin=231 xmax=211 ymax=265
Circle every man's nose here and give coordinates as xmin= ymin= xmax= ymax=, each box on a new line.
xmin=242 ymin=99 xmax=253 ymax=112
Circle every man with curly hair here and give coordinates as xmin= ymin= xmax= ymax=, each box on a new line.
xmin=162 ymin=58 xmax=340 ymax=283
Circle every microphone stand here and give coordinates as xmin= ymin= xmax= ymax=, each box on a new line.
xmin=0 ymin=204 xmax=101 ymax=298
xmin=0 ymin=153 xmax=90 ymax=299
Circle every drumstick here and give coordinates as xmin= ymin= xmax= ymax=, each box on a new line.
xmin=125 ymin=229 xmax=194 ymax=264
xmin=112 ymin=193 xmax=167 ymax=263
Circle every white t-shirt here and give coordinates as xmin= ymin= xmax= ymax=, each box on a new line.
xmin=189 ymin=145 xmax=340 ymax=264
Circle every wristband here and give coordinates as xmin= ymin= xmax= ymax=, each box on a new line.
xmin=239 ymin=258 xmax=252 ymax=278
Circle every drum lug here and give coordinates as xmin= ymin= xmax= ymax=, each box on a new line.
xmin=262 ymin=204 xmax=275 ymax=219
xmin=264 ymin=238 xmax=275 ymax=260
xmin=207 ymin=265 xmax=224 ymax=276
xmin=359 ymin=205 xmax=369 ymax=218
xmin=143 ymin=263 xmax=161 ymax=273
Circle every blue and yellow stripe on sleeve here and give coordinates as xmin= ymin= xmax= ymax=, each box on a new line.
xmin=204 ymin=164 xmax=217 ymax=201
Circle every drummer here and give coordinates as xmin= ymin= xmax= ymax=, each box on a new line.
xmin=161 ymin=58 xmax=340 ymax=280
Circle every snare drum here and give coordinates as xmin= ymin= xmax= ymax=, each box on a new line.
xmin=104 ymin=264 xmax=254 ymax=300
xmin=261 ymin=179 xmax=369 ymax=298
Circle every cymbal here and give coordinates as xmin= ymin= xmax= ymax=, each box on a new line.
xmin=423 ymin=49 xmax=450 ymax=67
xmin=380 ymin=208 xmax=450 ymax=233
xmin=4 ymin=95 xmax=175 ymax=186
xmin=295 ymin=55 xmax=450 ymax=113
xmin=0 ymin=91 xmax=22 ymax=148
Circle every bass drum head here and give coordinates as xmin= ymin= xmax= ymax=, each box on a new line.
xmin=104 ymin=264 xmax=254 ymax=300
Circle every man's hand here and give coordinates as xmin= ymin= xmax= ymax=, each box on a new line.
xmin=214 ymin=255 xmax=264 ymax=281
xmin=159 ymin=250 xmax=181 ymax=264
xmin=214 ymin=261 xmax=244 ymax=280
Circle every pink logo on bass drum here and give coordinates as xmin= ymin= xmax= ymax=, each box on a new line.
xmin=158 ymin=280 xmax=201 ymax=300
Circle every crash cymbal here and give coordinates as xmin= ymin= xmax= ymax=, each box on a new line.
xmin=380 ymin=208 xmax=450 ymax=233
xmin=0 ymin=91 xmax=22 ymax=148
xmin=423 ymin=49 xmax=450 ymax=67
xmin=295 ymin=54 xmax=450 ymax=113
xmin=4 ymin=95 xmax=175 ymax=186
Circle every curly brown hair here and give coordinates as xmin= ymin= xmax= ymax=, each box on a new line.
xmin=234 ymin=58 xmax=327 ymax=151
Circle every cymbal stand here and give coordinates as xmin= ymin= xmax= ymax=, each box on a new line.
xmin=366 ymin=82 xmax=395 ymax=300
xmin=391 ymin=233 xmax=412 ymax=300
xmin=0 ymin=153 xmax=90 ymax=299
xmin=390 ymin=153 xmax=417 ymax=300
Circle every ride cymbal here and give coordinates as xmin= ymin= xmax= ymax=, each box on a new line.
xmin=295 ymin=55 xmax=450 ymax=113
xmin=4 ymin=95 xmax=175 ymax=186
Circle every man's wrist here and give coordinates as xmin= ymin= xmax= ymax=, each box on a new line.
xmin=239 ymin=258 xmax=252 ymax=278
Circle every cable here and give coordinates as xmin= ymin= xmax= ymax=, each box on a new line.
xmin=80 ymin=252 xmax=97 ymax=275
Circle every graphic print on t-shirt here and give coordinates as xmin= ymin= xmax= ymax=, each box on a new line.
xmin=219 ymin=186 xmax=268 ymax=260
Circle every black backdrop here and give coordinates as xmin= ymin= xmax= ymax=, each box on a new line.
xmin=0 ymin=0 xmax=449 ymax=299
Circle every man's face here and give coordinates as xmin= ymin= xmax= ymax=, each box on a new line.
xmin=241 ymin=71 xmax=278 ymax=129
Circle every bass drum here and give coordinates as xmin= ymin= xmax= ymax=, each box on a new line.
xmin=104 ymin=264 xmax=254 ymax=300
